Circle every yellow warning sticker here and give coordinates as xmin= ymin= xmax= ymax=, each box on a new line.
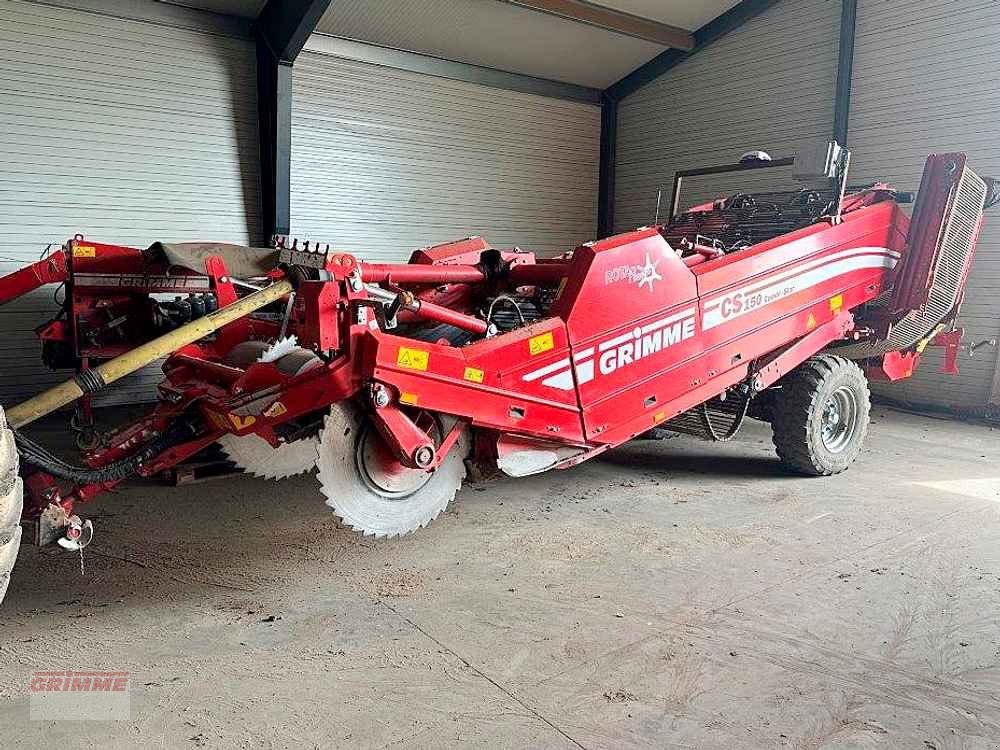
xmin=528 ymin=332 xmax=554 ymax=356
xmin=806 ymin=312 xmax=817 ymax=330
xmin=228 ymin=413 xmax=256 ymax=430
xmin=653 ymin=411 xmax=666 ymax=424
xmin=399 ymin=392 xmax=419 ymax=405
xmin=263 ymin=401 xmax=287 ymax=419
xmin=397 ymin=346 xmax=429 ymax=370
xmin=463 ymin=366 xmax=484 ymax=383
xmin=73 ymin=245 xmax=96 ymax=258
xmin=829 ymin=294 xmax=844 ymax=312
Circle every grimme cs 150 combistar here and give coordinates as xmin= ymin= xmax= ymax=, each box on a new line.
xmin=0 ymin=142 xmax=994 ymax=605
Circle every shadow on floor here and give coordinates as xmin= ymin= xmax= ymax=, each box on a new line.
xmin=601 ymin=439 xmax=791 ymax=479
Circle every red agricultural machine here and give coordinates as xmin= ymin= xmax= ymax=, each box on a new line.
xmin=0 ymin=141 xmax=994 ymax=605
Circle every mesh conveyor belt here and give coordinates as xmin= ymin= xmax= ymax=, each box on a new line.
xmin=835 ymin=169 xmax=987 ymax=359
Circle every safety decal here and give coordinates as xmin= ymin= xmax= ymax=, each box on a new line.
xmin=263 ymin=401 xmax=287 ymax=418
xmin=228 ymin=413 xmax=256 ymax=430
xmin=72 ymin=245 xmax=96 ymax=258
xmin=463 ymin=367 xmax=485 ymax=383
xmin=528 ymin=332 xmax=554 ymax=356
xmin=397 ymin=346 xmax=430 ymax=371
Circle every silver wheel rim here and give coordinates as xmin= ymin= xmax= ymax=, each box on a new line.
xmin=821 ymin=386 xmax=858 ymax=453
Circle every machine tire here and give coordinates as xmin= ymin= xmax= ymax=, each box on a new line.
xmin=0 ymin=406 xmax=22 ymax=606
xmin=770 ymin=355 xmax=870 ymax=476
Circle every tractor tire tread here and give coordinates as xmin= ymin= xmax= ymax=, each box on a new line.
xmin=0 ymin=406 xmax=21 ymax=607
xmin=771 ymin=355 xmax=870 ymax=476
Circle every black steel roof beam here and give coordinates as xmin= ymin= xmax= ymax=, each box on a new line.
xmin=256 ymin=0 xmax=334 ymax=63
xmin=833 ymin=0 xmax=858 ymax=145
xmin=604 ymin=0 xmax=784 ymax=103
xmin=597 ymin=94 xmax=617 ymax=237
xmin=254 ymin=1 xmax=333 ymax=240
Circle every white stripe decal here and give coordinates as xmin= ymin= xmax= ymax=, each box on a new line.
xmin=522 ymin=357 xmax=570 ymax=382
xmin=541 ymin=370 xmax=575 ymax=390
xmin=522 ymin=247 xmax=897 ymax=389
xmin=702 ymin=254 xmax=896 ymax=330
xmin=703 ymin=247 xmax=897 ymax=312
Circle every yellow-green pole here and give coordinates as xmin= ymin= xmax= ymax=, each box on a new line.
xmin=6 ymin=279 xmax=293 ymax=430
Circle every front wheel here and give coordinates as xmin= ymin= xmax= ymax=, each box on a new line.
xmin=0 ymin=406 xmax=22 ymax=605
xmin=770 ymin=355 xmax=871 ymax=476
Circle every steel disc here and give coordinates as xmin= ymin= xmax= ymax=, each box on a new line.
xmin=355 ymin=421 xmax=437 ymax=498
xmin=315 ymin=403 xmax=467 ymax=538
xmin=218 ymin=433 xmax=319 ymax=480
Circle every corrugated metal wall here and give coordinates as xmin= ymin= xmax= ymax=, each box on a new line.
xmin=0 ymin=0 xmax=260 ymax=405
xmin=290 ymin=47 xmax=600 ymax=261
xmin=849 ymin=0 xmax=1000 ymax=410
xmin=614 ymin=0 xmax=842 ymax=232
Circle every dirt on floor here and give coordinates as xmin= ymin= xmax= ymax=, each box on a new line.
xmin=1 ymin=408 xmax=999 ymax=749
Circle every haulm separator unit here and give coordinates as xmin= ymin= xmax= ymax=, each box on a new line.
xmin=0 ymin=141 xmax=994 ymax=605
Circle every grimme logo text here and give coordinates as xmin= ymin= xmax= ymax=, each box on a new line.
xmin=30 ymin=671 xmax=130 ymax=692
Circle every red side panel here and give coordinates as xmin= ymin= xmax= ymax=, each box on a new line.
xmin=547 ymin=228 xmax=700 ymax=441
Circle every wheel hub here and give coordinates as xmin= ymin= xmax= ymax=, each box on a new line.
xmin=355 ymin=424 xmax=436 ymax=499
xmin=820 ymin=385 xmax=858 ymax=453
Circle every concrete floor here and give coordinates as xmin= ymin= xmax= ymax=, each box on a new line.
xmin=0 ymin=408 xmax=999 ymax=748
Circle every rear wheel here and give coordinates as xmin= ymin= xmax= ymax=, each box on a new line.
xmin=770 ymin=355 xmax=870 ymax=476
xmin=0 ymin=406 xmax=22 ymax=605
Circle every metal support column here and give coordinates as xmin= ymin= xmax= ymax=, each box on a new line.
xmin=255 ymin=0 xmax=334 ymax=241
xmin=833 ymin=0 xmax=858 ymax=145
xmin=597 ymin=94 xmax=618 ymax=238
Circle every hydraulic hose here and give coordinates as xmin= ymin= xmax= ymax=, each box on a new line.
xmin=13 ymin=420 xmax=195 ymax=484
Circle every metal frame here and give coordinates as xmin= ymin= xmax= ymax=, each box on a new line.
xmin=597 ymin=94 xmax=617 ymax=237
xmin=303 ymin=35 xmax=602 ymax=104
xmin=255 ymin=0 xmax=335 ymax=241
xmin=668 ymin=157 xmax=796 ymax=219
xmin=833 ymin=0 xmax=858 ymax=145
xmin=257 ymin=0 xmax=335 ymax=62
xmin=498 ymin=0 xmax=694 ymax=49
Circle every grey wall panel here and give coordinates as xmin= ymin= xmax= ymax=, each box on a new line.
xmin=290 ymin=49 xmax=599 ymax=261
xmin=614 ymin=0 xmax=841 ymax=231
xmin=848 ymin=0 xmax=1000 ymax=410
xmin=0 ymin=0 xmax=260 ymax=406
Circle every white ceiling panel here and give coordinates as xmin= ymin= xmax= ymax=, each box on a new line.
xmin=315 ymin=0 xmax=667 ymax=87
xmin=157 ymin=0 xmax=266 ymax=19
